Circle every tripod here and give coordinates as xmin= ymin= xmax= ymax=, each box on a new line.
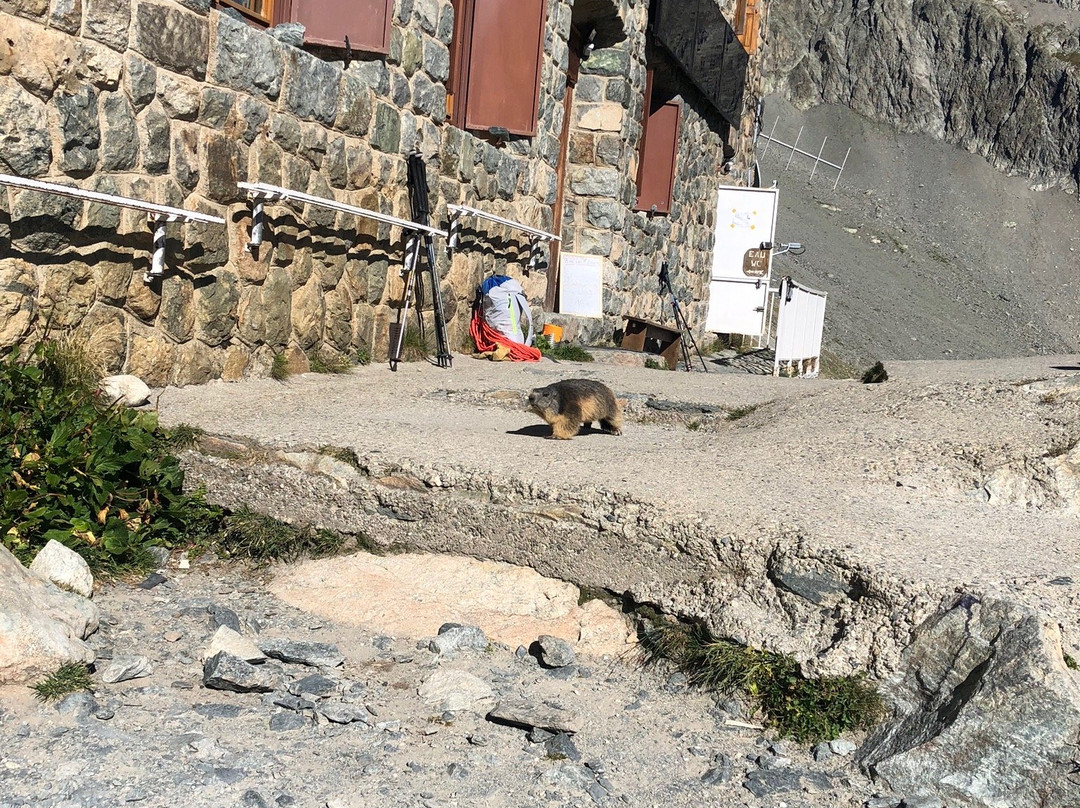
xmin=658 ymin=261 xmax=708 ymax=373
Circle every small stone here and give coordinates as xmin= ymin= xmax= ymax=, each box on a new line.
xmin=467 ymin=733 xmax=489 ymax=747
xmin=288 ymin=673 xmax=339 ymax=699
xmin=93 ymin=704 xmax=116 ymax=720
xmin=148 ymin=547 xmax=171 ymax=567
xmin=272 ymin=694 xmax=316 ymax=712
xmin=813 ymin=742 xmax=834 ymax=761
xmin=829 ymin=738 xmax=857 ymax=756
xmin=203 ymin=652 xmax=277 ymax=693
xmin=702 ymin=752 xmax=733 ymax=784
xmin=269 ymin=711 xmax=309 ymax=731
xmin=260 ymin=637 xmax=345 ymax=668
xmin=101 ymin=655 xmax=153 ymax=684
xmin=317 ymin=703 xmax=368 ymax=725
xmin=99 ymin=375 xmax=151 ymax=407
xmin=901 ymin=797 xmax=945 ymax=808
xmin=56 ymin=692 xmax=96 ymax=719
xmin=865 ymin=797 xmax=902 ymax=808
xmin=487 ymin=698 xmax=580 ymax=734
xmin=545 ymin=732 xmax=581 ymax=761
xmin=241 ymin=791 xmax=270 ymax=808
xmin=535 ymin=635 xmax=576 ymax=668
xmin=203 ymin=626 xmax=266 ymax=664
xmin=743 ymin=769 xmax=802 ymax=798
xmin=429 ymin=624 xmax=488 ymax=656
xmin=163 ymin=631 xmax=182 ymax=643
xmin=417 ymin=669 xmax=494 ymax=713
xmin=138 ymin=573 xmax=167 ymax=590
xmin=193 ymin=703 xmax=243 ymax=719
xmin=208 ymin=605 xmax=242 ymax=633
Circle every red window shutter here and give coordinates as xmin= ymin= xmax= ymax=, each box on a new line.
xmin=461 ymin=0 xmax=547 ymax=136
xmin=634 ymin=98 xmax=681 ymax=214
xmin=290 ymin=0 xmax=392 ymax=53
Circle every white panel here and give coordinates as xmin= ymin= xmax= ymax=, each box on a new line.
xmin=558 ymin=252 xmax=604 ymax=318
xmin=775 ymin=280 xmax=828 ymax=374
xmin=711 ymin=187 xmax=779 ymax=282
xmin=705 ymin=279 xmax=768 ymax=336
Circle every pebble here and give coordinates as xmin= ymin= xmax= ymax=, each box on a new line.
xmin=535 ymin=635 xmax=576 ymax=668
xmin=830 ymin=738 xmax=858 ymax=756
xmin=101 ymin=656 xmax=153 ymax=684
xmin=269 ymin=711 xmax=309 ymax=732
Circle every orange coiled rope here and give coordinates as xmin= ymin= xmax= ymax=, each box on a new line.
xmin=469 ymin=308 xmax=542 ymax=362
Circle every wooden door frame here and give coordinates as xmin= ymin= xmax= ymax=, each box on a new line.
xmin=544 ymin=27 xmax=584 ymax=312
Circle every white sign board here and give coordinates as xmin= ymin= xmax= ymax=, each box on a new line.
xmin=558 ymin=252 xmax=604 ymax=318
xmin=711 ymin=187 xmax=779 ymax=282
xmin=705 ymin=278 xmax=769 ymax=336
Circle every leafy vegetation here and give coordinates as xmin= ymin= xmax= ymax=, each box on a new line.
xmin=639 ymin=623 xmax=884 ymax=743
xmin=536 ymin=335 xmax=594 ymax=362
xmin=0 ymin=342 xmax=222 ymax=574
xmin=355 ymin=344 xmax=372 ymax=366
xmin=644 ymin=357 xmax=670 ymax=371
xmin=31 ymin=662 xmax=94 ymax=702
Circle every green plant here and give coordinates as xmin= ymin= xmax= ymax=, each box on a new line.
xmin=216 ymin=506 xmax=344 ymax=564
xmin=317 ymin=445 xmax=361 ymax=469
xmin=309 ymin=351 xmax=352 ymax=374
xmin=1065 ymin=653 xmax=1078 ymax=670
xmin=399 ymin=324 xmax=431 ymax=362
xmin=687 ymin=419 xmax=701 ymax=432
xmin=160 ymin=423 xmax=204 ymax=452
xmin=355 ymin=344 xmax=372 ymax=366
xmin=639 ymin=623 xmax=884 ymax=743
xmin=861 ymin=362 xmax=889 ymax=384
xmin=31 ymin=663 xmax=94 ymax=702
xmin=644 ymin=357 xmax=669 ymax=371
xmin=0 ymin=343 xmax=222 ymax=574
xmin=726 ymin=404 xmax=759 ymax=421
xmin=271 ymin=353 xmax=290 ymax=381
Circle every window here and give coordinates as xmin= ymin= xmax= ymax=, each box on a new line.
xmin=217 ymin=0 xmax=274 ymax=26
xmin=448 ymin=0 xmax=548 ymax=136
xmin=634 ymin=70 xmax=682 ymax=214
xmin=281 ymin=0 xmax=393 ymax=52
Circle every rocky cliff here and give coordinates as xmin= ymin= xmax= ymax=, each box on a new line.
xmin=765 ymin=0 xmax=1080 ymax=194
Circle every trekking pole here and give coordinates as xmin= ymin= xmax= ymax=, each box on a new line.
xmin=407 ymin=151 xmax=453 ymax=368
xmin=389 ymin=234 xmax=423 ymax=372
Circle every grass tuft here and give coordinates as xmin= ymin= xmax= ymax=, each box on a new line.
xmin=644 ymin=357 xmax=669 ymax=371
xmin=726 ymin=404 xmax=759 ymax=421
xmin=536 ymin=335 xmax=594 ymax=363
xmin=317 ymin=445 xmax=361 ymax=468
xmin=216 ymin=506 xmax=344 ymax=564
xmin=32 ymin=663 xmax=94 ymax=702
xmin=638 ymin=623 xmax=884 ymax=743
xmin=160 ymin=423 xmax=204 ymax=451
xmin=861 ymin=362 xmax=889 ymax=384
xmin=309 ymin=351 xmax=352 ymax=374
xmin=271 ymin=353 xmax=290 ymax=381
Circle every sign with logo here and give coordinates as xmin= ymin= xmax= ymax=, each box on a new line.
xmin=742 ymin=248 xmax=770 ymax=277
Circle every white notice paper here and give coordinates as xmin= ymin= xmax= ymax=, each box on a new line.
xmin=558 ymin=253 xmax=604 ymax=318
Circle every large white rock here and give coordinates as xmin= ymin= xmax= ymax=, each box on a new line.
xmin=417 ymin=669 xmax=495 ymax=713
xmin=0 ymin=544 xmax=99 ymax=685
xmin=99 ymin=374 xmax=151 ymax=407
xmin=29 ymin=539 xmax=94 ymax=598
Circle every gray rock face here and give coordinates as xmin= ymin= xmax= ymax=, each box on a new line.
xmin=55 ymin=86 xmax=101 ymax=175
xmin=429 ymin=624 xmax=488 ymax=655
xmin=0 ymin=80 xmax=52 ymax=176
xmin=212 ymin=14 xmax=283 ymax=100
xmin=133 ymin=1 xmax=207 ymax=80
xmin=766 ymin=0 xmax=1080 ymax=192
xmin=0 ymin=544 xmax=99 ymax=684
xmin=859 ymin=597 xmax=1080 ymax=808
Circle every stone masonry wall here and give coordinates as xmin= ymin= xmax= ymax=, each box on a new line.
xmin=0 ymin=0 xmax=762 ymax=382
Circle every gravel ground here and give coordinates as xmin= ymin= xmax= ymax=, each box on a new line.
xmin=0 ymin=560 xmax=886 ymax=808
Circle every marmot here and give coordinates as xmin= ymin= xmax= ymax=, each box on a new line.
xmin=527 ymin=379 xmax=623 ymax=440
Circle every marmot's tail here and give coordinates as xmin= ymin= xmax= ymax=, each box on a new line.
xmin=470 ymin=309 xmax=542 ymax=362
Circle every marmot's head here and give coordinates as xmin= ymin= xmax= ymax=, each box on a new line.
xmin=528 ymin=386 xmax=559 ymax=415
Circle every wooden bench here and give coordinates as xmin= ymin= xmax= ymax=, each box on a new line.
xmin=620 ymin=317 xmax=682 ymax=370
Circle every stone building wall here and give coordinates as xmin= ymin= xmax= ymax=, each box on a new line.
xmin=0 ymin=0 xmax=765 ymax=383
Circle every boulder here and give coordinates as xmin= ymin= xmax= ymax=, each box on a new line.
xmin=100 ymin=374 xmax=152 ymax=407
xmin=417 ymin=669 xmax=495 ymax=713
xmin=859 ymin=597 xmax=1080 ymax=808
xmin=0 ymin=544 xmax=99 ymax=684
xmin=29 ymin=539 xmax=94 ymax=598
